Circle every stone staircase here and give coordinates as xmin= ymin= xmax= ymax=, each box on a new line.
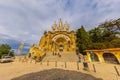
xmin=42 ymin=52 xmax=78 ymax=62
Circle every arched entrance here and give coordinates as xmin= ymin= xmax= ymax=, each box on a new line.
xmin=59 ymin=45 xmax=63 ymax=52
xmin=90 ymin=53 xmax=99 ymax=62
xmin=103 ymin=53 xmax=119 ymax=64
xmin=52 ymin=34 xmax=71 ymax=52
xmin=93 ymin=53 xmax=99 ymax=61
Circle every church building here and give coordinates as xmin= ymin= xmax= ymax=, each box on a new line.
xmin=29 ymin=19 xmax=76 ymax=57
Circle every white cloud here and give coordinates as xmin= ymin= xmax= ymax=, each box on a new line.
xmin=0 ymin=0 xmax=120 ymax=46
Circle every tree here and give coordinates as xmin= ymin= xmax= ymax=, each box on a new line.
xmin=92 ymin=42 xmax=106 ymax=49
xmin=0 ymin=44 xmax=13 ymax=58
xmin=112 ymin=18 xmax=120 ymax=30
xmin=88 ymin=28 xmax=102 ymax=42
xmin=76 ymin=26 xmax=92 ymax=53
xmin=98 ymin=18 xmax=120 ymax=34
xmin=111 ymin=38 xmax=120 ymax=48
xmin=88 ymin=18 xmax=120 ymax=49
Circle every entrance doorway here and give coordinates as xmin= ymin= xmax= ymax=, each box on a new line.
xmin=59 ymin=45 xmax=63 ymax=52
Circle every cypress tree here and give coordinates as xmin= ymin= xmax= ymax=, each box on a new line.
xmin=76 ymin=26 xmax=91 ymax=54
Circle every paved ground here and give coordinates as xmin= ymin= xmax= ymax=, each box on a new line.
xmin=0 ymin=59 xmax=120 ymax=80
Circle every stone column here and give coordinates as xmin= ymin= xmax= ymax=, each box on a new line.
xmin=97 ymin=53 xmax=105 ymax=63
xmin=87 ymin=52 xmax=91 ymax=62
xmin=113 ymin=52 xmax=120 ymax=64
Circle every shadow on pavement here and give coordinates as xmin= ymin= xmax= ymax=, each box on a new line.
xmin=12 ymin=68 xmax=103 ymax=80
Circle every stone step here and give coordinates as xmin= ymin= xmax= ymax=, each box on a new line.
xmin=42 ymin=52 xmax=78 ymax=62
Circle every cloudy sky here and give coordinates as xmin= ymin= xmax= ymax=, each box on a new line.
xmin=0 ymin=0 xmax=120 ymax=53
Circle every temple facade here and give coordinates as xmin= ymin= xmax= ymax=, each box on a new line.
xmin=39 ymin=19 xmax=76 ymax=52
xmin=29 ymin=19 xmax=76 ymax=58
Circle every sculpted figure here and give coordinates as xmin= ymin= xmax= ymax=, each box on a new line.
xmin=52 ymin=21 xmax=57 ymax=31
xmin=64 ymin=21 xmax=70 ymax=31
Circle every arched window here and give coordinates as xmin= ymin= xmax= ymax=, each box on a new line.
xmin=52 ymin=42 xmax=54 ymax=48
xmin=68 ymin=41 xmax=70 ymax=48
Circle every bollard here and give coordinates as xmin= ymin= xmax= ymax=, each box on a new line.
xmin=83 ymin=62 xmax=89 ymax=70
xmin=77 ymin=62 xmax=79 ymax=70
xmin=25 ymin=59 xmax=28 ymax=63
xmin=65 ymin=62 xmax=67 ymax=68
xmin=47 ymin=60 xmax=49 ymax=66
xmin=55 ymin=61 xmax=57 ymax=67
xmin=93 ymin=64 xmax=96 ymax=72
xmin=114 ymin=66 xmax=120 ymax=76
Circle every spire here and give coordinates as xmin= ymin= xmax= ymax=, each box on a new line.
xmin=52 ymin=21 xmax=57 ymax=31
xmin=51 ymin=18 xmax=71 ymax=32
xmin=64 ymin=21 xmax=70 ymax=31
xmin=54 ymin=21 xmax=56 ymax=24
xmin=65 ymin=21 xmax=68 ymax=25
xmin=59 ymin=18 xmax=63 ymax=28
xmin=53 ymin=21 xmax=57 ymax=27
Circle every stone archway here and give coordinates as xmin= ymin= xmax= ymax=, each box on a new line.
xmin=93 ymin=53 xmax=99 ymax=61
xmin=52 ymin=34 xmax=71 ymax=52
xmin=103 ymin=53 xmax=119 ymax=64
xmin=55 ymin=37 xmax=67 ymax=52
xmin=90 ymin=53 xmax=99 ymax=62
xmin=59 ymin=45 xmax=63 ymax=52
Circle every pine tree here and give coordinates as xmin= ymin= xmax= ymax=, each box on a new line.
xmin=76 ymin=26 xmax=91 ymax=54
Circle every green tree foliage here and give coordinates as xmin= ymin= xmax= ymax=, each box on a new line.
xmin=76 ymin=18 xmax=120 ymax=52
xmin=88 ymin=18 xmax=120 ymax=49
xmin=76 ymin=26 xmax=91 ymax=53
xmin=0 ymin=44 xmax=14 ymax=58
xmin=111 ymin=38 xmax=120 ymax=48
xmin=89 ymin=28 xmax=102 ymax=42
xmin=92 ymin=43 xmax=106 ymax=49
xmin=99 ymin=18 xmax=120 ymax=33
xmin=114 ymin=18 xmax=120 ymax=30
